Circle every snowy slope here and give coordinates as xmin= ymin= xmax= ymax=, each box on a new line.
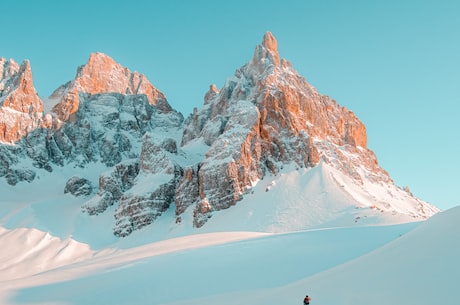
xmin=0 ymin=227 xmax=93 ymax=281
xmin=295 ymin=206 xmax=460 ymax=305
xmin=178 ymin=160 xmax=438 ymax=234
xmin=0 ymin=223 xmax=414 ymax=304
xmin=1 ymin=206 xmax=458 ymax=305
xmin=0 ymin=159 xmax=434 ymax=250
xmin=237 ymin=206 xmax=460 ymax=305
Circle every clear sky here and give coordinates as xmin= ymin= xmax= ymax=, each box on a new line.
xmin=2 ymin=0 xmax=459 ymax=210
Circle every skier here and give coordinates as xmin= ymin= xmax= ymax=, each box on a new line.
xmin=303 ymin=294 xmax=311 ymax=305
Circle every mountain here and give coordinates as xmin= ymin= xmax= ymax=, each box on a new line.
xmin=178 ymin=32 xmax=437 ymax=229
xmin=0 ymin=32 xmax=439 ymax=240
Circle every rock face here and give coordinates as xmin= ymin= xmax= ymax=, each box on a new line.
xmin=0 ymin=58 xmax=43 ymax=143
xmin=82 ymin=159 xmax=140 ymax=215
xmin=113 ymin=133 xmax=183 ymax=237
xmin=64 ymin=176 xmax=93 ymax=197
xmin=0 ymin=32 xmax=439 ymax=237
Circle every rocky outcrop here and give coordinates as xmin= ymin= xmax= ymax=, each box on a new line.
xmin=175 ymin=164 xmax=200 ymax=224
xmin=113 ymin=134 xmax=183 ymax=237
xmin=82 ymin=159 xmax=140 ymax=215
xmin=64 ymin=176 xmax=93 ymax=197
xmin=81 ymin=131 xmax=183 ymax=236
xmin=0 ymin=58 xmax=43 ymax=143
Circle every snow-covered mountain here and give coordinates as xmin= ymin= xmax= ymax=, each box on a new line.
xmin=0 ymin=32 xmax=438 ymax=240
xmin=0 ymin=32 xmax=454 ymax=305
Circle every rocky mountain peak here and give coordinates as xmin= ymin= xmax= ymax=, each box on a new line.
xmin=252 ymin=31 xmax=281 ymax=69
xmin=0 ymin=58 xmax=42 ymax=143
xmin=75 ymin=52 xmax=127 ymax=92
xmin=51 ymin=52 xmax=172 ymax=122
xmin=1 ymin=59 xmax=36 ymax=100
xmin=179 ymin=32 xmax=397 ymax=228
xmin=262 ymin=31 xmax=278 ymax=53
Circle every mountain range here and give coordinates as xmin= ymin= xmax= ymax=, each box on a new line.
xmin=0 ymin=32 xmax=439 ymax=240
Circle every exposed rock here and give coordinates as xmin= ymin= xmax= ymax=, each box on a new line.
xmin=196 ymin=101 xmax=262 ymax=217
xmin=113 ymin=134 xmax=183 ymax=236
xmin=64 ymin=176 xmax=93 ymax=197
xmin=138 ymin=133 xmax=172 ymax=174
xmin=5 ymin=168 xmax=36 ymax=185
xmin=0 ymin=58 xmax=43 ymax=143
xmin=204 ymin=84 xmax=219 ymax=105
xmin=160 ymin=138 xmax=177 ymax=154
xmin=0 ymin=58 xmax=19 ymax=81
xmin=251 ymin=31 xmax=281 ymax=70
xmin=49 ymin=92 xmax=181 ymax=167
xmin=114 ymin=179 xmax=178 ymax=237
xmin=175 ymin=164 xmax=200 ymax=223
xmin=261 ymin=31 xmax=280 ymax=66
xmin=51 ymin=52 xmax=172 ymax=122
xmin=82 ymin=159 xmax=140 ymax=215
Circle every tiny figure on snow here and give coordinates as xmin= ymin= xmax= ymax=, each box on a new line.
xmin=303 ymin=294 xmax=311 ymax=305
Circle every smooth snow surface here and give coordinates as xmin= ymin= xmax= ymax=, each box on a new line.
xmin=0 ymin=207 xmax=458 ymax=305
xmin=0 ymin=227 xmax=93 ymax=281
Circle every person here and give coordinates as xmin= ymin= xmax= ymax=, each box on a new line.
xmin=303 ymin=294 xmax=311 ymax=305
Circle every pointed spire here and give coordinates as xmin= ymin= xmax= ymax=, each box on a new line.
xmin=251 ymin=31 xmax=281 ymax=70
xmin=262 ymin=31 xmax=278 ymax=53
xmin=16 ymin=60 xmax=35 ymax=95
xmin=0 ymin=58 xmax=42 ymax=143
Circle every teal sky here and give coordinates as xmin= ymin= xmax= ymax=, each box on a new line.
xmin=3 ymin=1 xmax=459 ymax=210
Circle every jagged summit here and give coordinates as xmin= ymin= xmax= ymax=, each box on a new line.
xmin=74 ymin=52 xmax=163 ymax=99
xmin=1 ymin=59 xmax=41 ymax=111
xmin=0 ymin=58 xmax=42 ymax=143
xmin=262 ymin=31 xmax=278 ymax=52
xmin=251 ymin=31 xmax=281 ymax=69
xmin=51 ymin=52 xmax=172 ymax=121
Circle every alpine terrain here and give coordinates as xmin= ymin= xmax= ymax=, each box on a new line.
xmin=0 ymin=32 xmax=449 ymax=305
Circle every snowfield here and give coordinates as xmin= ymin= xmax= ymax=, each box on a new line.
xmin=0 ymin=161 xmax=452 ymax=305
xmin=0 ymin=207 xmax=458 ymax=305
